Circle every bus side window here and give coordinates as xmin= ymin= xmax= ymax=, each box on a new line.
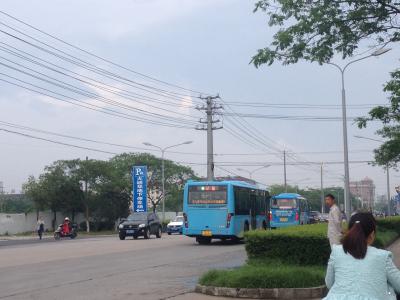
xmin=234 ymin=187 xmax=249 ymax=215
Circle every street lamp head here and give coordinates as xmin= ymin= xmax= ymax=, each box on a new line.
xmin=143 ymin=142 xmax=153 ymax=147
xmin=183 ymin=141 xmax=193 ymax=145
xmin=371 ymin=48 xmax=391 ymax=56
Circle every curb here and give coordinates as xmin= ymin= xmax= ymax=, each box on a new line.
xmin=195 ymin=284 xmax=327 ymax=299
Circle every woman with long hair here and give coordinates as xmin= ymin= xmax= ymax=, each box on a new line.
xmin=324 ymin=212 xmax=400 ymax=299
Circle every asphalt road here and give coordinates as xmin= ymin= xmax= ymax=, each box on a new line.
xmin=0 ymin=235 xmax=246 ymax=300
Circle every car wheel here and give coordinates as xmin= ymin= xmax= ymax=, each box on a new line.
xmin=119 ymin=234 xmax=126 ymax=240
xmin=156 ymin=226 xmax=162 ymax=238
xmin=144 ymin=228 xmax=150 ymax=239
xmin=167 ymin=232 xmax=171 ymax=235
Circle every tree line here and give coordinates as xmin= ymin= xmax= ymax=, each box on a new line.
xmin=22 ymin=153 xmax=196 ymax=231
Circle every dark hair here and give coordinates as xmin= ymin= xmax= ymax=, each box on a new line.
xmin=325 ymin=194 xmax=335 ymax=200
xmin=342 ymin=213 xmax=376 ymax=259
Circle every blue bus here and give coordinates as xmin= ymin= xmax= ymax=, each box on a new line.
xmin=270 ymin=193 xmax=310 ymax=228
xmin=183 ymin=180 xmax=270 ymax=244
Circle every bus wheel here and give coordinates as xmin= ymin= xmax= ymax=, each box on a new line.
xmin=196 ymin=237 xmax=211 ymax=245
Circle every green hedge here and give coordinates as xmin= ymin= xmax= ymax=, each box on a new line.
xmin=245 ymin=224 xmax=330 ymax=266
xmin=245 ymin=218 xmax=400 ymax=266
xmin=376 ymin=217 xmax=400 ymax=234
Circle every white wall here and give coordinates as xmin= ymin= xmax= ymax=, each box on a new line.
xmin=0 ymin=211 xmax=85 ymax=235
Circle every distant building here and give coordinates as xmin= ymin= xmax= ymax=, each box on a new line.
xmin=350 ymin=177 xmax=376 ymax=209
xmin=0 ymin=181 xmax=3 ymax=194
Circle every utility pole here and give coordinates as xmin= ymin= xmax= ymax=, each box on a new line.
xmin=196 ymin=95 xmax=223 ymax=181
xmin=321 ymin=162 xmax=324 ymax=214
xmin=85 ymin=156 xmax=89 ymax=233
xmin=387 ymin=164 xmax=391 ymax=216
xmin=283 ymin=150 xmax=287 ymax=192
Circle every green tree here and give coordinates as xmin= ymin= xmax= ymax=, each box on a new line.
xmin=251 ymin=1 xmax=400 ymax=167
xmin=252 ymin=1 xmax=400 ymax=66
xmin=357 ymin=70 xmax=400 ymax=166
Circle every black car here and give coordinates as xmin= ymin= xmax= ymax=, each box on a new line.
xmin=309 ymin=211 xmax=321 ymax=224
xmin=118 ymin=212 xmax=162 ymax=240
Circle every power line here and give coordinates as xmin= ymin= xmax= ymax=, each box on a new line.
xmin=0 ymin=43 xmax=200 ymax=116
xmin=224 ymin=112 xmax=360 ymax=121
xmin=0 ymin=10 xmax=210 ymax=97
xmin=0 ymin=59 xmax=199 ymax=125
xmin=0 ymin=21 xmax=207 ymax=103
xmin=0 ymin=128 xmax=118 ymax=155
xmin=0 ymin=75 xmax=194 ymax=129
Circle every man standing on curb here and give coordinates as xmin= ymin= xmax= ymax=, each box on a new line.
xmin=325 ymin=194 xmax=342 ymax=248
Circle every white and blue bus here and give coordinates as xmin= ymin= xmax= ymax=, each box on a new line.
xmin=269 ymin=193 xmax=310 ymax=228
xmin=183 ymin=180 xmax=270 ymax=244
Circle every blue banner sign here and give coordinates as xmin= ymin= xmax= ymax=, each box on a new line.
xmin=132 ymin=166 xmax=147 ymax=213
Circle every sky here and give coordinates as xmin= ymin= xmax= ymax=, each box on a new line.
xmin=0 ymin=0 xmax=399 ymax=198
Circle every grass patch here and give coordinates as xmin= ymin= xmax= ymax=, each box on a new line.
xmin=199 ymin=262 xmax=325 ymax=289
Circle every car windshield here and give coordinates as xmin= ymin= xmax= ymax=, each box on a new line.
xmin=271 ymin=198 xmax=297 ymax=209
xmin=173 ymin=216 xmax=184 ymax=222
xmin=127 ymin=213 xmax=147 ymax=221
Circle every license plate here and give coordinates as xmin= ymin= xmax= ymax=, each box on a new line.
xmin=126 ymin=230 xmax=134 ymax=234
xmin=280 ymin=218 xmax=288 ymax=222
xmin=202 ymin=230 xmax=212 ymax=237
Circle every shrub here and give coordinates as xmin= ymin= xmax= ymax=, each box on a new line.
xmin=376 ymin=217 xmax=400 ymax=234
xmin=245 ymin=224 xmax=331 ymax=266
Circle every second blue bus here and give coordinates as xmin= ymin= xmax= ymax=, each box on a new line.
xmin=270 ymin=193 xmax=310 ymax=228
xmin=183 ymin=180 xmax=270 ymax=244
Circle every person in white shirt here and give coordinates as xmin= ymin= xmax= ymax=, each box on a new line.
xmin=325 ymin=194 xmax=342 ymax=248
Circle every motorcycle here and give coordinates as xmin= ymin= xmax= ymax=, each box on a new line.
xmin=54 ymin=223 xmax=78 ymax=240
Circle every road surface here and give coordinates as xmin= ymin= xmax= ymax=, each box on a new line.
xmin=0 ymin=235 xmax=245 ymax=300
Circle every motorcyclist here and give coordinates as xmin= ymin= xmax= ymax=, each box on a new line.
xmin=62 ymin=217 xmax=71 ymax=235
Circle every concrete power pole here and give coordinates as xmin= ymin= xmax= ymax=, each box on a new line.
xmin=321 ymin=163 xmax=324 ymax=213
xmin=283 ymin=150 xmax=287 ymax=192
xmin=196 ymin=95 xmax=223 ymax=181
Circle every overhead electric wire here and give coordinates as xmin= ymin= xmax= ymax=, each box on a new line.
xmin=224 ymin=112 xmax=359 ymax=121
xmin=0 ymin=75 xmax=194 ymax=129
xmin=0 ymin=128 xmax=118 ymax=155
xmin=0 ymin=10 xmax=210 ymax=97
xmin=0 ymin=42 xmax=199 ymax=112
xmin=0 ymin=22 xmax=204 ymax=103
xmin=222 ymin=101 xmax=378 ymax=109
xmin=0 ymin=119 xmax=377 ymax=158
xmin=0 ymin=59 xmax=199 ymax=125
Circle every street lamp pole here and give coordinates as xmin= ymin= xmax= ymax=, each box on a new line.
xmin=328 ymin=48 xmax=391 ymax=217
xmin=238 ymin=165 xmax=271 ymax=180
xmin=143 ymin=141 xmax=193 ymax=222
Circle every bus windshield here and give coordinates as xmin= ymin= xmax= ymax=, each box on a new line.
xmin=188 ymin=185 xmax=227 ymax=205
xmin=272 ymin=198 xmax=297 ymax=209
